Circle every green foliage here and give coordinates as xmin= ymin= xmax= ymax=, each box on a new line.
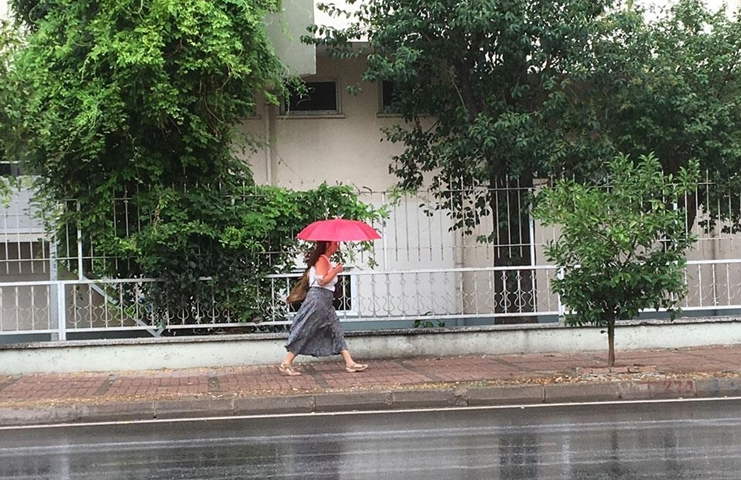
xmin=0 ymin=18 xmax=24 ymax=199
xmin=533 ymin=153 xmax=699 ymax=365
xmin=310 ymin=0 xmax=741 ymax=236
xmin=79 ymin=182 xmax=382 ymax=324
xmin=590 ymin=0 xmax=741 ymax=232
xmin=52 ymin=181 xmax=381 ymax=325
xmin=413 ymin=318 xmax=445 ymax=329
xmin=309 ymin=0 xmax=618 ymax=230
xmin=4 ymin=0 xmax=383 ymax=326
xmin=9 ymin=0 xmax=285 ymax=195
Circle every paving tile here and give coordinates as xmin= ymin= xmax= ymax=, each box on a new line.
xmin=2 ymin=344 xmax=741 ymax=426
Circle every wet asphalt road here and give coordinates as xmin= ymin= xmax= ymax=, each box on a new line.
xmin=1 ymin=398 xmax=740 ymax=479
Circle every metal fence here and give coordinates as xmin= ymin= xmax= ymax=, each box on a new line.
xmin=2 ymin=181 xmax=741 ymax=341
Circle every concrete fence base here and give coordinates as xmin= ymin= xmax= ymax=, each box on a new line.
xmin=1 ymin=317 xmax=740 ymax=375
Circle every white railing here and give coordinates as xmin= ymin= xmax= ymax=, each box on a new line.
xmin=2 ymin=260 xmax=741 ymax=340
xmin=2 ymin=181 xmax=741 ymax=341
xmin=0 ymin=266 xmax=560 ymax=339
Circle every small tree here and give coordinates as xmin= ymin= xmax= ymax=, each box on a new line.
xmin=533 ymin=154 xmax=698 ymax=368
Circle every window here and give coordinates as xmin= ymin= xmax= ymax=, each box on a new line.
xmin=282 ymin=80 xmax=340 ymax=115
xmin=0 ymin=162 xmax=22 ymax=176
xmin=379 ymin=80 xmax=400 ymax=115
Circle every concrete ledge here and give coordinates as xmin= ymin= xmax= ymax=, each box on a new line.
xmin=645 ymin=379 xmax=696 ymax=400
xmin=1 ymin=317 xmax=741 ymax=375
xmin=77 ymin=401 xmax=156 ymax=423
xmin=154 ymin=398 xmax=235 ymax=419
xmin=314 ymin=391 xmax=392 ymax=412
xmin=466 ymin=384 xmax=544 ymax=406
xmin=234 ymin=395 xmax=314 ymax=415
xmin=545 ymin=382 xmax=621 ymax=403
xmin=391 ymin=389 xmax=463 ymax=408
xmin=3 ymin=376 xmax=741 ymax=427
xmin=0 ymin=405 xmax=78 ymax=426
xmin=696 ymin=377 xmax=741 ymax=398
xmin=617 ymin=380 xmax=696 ymax=400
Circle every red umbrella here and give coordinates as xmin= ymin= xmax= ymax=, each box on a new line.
xmin=297 ymin=218 xmax=382 ymax=242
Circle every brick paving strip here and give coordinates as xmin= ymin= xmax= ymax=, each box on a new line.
xmin=0 ymin=376 xmax=21 ymax=393
xmin=1 ymin=345 xmax=740 ymax=426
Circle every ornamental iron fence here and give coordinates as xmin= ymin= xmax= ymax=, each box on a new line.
xmin=1 ymin=179 xmax=741 ymax=341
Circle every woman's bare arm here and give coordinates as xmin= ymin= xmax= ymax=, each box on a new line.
xmin=315 ymin=257 xmax=343 ymax=286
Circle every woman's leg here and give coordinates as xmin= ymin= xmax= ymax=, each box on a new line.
xmin=340 ymin=349 xmax=353 ymax=366
xmin=341 ymin=349 xmax=368 ymax=372
xmin=279 ymin=351 xmax=301 ymax=376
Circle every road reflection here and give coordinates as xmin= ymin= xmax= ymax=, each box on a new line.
xmin=1 ymin=399 xmax=740 ymax=479
xmin=499 ymin=431 xmax=539 ymax=479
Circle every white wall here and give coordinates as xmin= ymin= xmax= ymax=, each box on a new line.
xmin=240 ymin=53 xmax=404 ymax=192
xmin=236 ymin=51 xmax=461 ymax=312
xmin=266 ymin=0 xmax=316 ymax=76
xmin=313 ymin=0 xmax=361 ymax=33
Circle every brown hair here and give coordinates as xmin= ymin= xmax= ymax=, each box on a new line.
xmin=304 ymin=241 xmax=330 ymax=268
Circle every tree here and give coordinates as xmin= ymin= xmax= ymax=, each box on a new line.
xmin=533 ymin=154 xmax=699 ymax=368
xmin=117 ymin=183 xmax=380 ymax=325
xmin=0 ymin=17 xmax=24 ymax=198
xmin=589 ymin=0 xmax=741 ymax=232
xmin=4 ymin=0 xmax=381 ymax=326
xmin=310 ymin=0 xmax=741 ymax=319
xmin=10 ymin=0 xmax=285 ymax=193
xmin=309 ymin=0 xmax=625 ymax=319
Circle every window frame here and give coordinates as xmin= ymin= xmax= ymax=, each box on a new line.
xmin=0 ymin=162 xmax=23 ymax=177
xmin=280 ymin=79 xmax=342 ymax=116
xmin=377 ymin=79 xmax=401 ymax=116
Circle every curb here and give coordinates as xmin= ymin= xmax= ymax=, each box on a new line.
xmin=2 ymin=376 xmax=740 ymax=427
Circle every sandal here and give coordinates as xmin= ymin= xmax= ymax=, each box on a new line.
xmin=345 ymin=363 xmax=369 ymax=373
xmin=278 ymin=363 xmax=301 ymax=376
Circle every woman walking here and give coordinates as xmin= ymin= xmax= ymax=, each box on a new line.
xmin=279 ymin=240 xmax=368 ymax=376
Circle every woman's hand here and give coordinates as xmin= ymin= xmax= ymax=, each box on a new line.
xmin=334 ymin=263 xmax=344 ymax=274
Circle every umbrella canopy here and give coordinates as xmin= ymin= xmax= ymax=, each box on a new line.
xmin=297 ymin=218 xmax=381 ymax=242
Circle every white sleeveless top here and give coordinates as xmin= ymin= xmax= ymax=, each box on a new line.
xmin=309 ymin=255 xmax=338 ymax=291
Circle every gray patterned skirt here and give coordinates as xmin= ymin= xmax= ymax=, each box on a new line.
xmin=285 ymin=287 xmax=348 ymax=357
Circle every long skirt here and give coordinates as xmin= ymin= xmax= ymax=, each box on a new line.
xmin=285 ymin=287 xmax=348 ymax=357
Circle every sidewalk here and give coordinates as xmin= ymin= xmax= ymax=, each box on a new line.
xmin=2 ymin=344 xmax=741 ymax=427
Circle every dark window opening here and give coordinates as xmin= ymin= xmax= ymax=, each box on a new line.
xmin=380 ymin=80 xmax=400 ymax=114
xmin=0 ymin=162 xmax=22 ymax=176
xmin=283 ymin=81 xmax=339 ymax=114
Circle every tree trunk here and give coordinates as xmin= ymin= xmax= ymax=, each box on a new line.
xmin=607 ymin=319 xmax=616 ymax=369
